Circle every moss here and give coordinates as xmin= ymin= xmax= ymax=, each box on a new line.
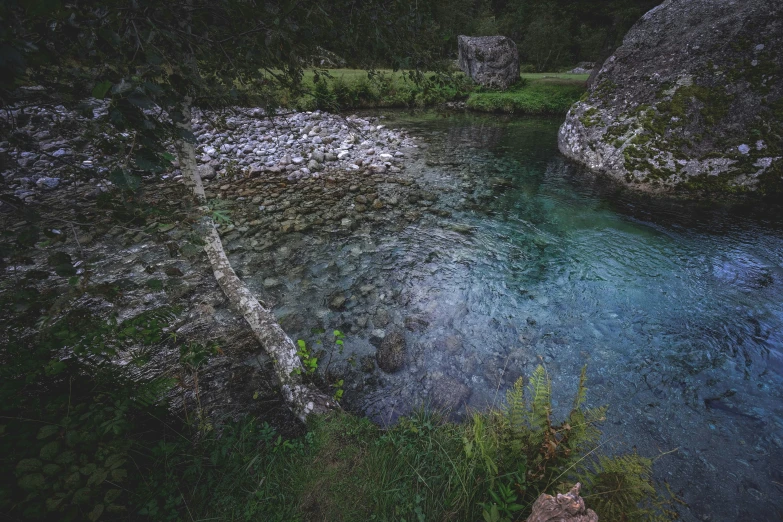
xmin=680 ymin=172 xmax=750 ymax=195
xmin=622 ymin=135 xmax=678 ymax=181
xmin=579 ymin=106 xmax=601 ymax=127
xmin=637 ymin=107 xmax=669 ymax=135
xmin=662 ymin=84 xmax=735 ymax=126
xmin=725 ymin=40 xmax=780 ymax=94
xmin=756 ymin=159 xmax=783 ymax=197
xmin=592 ymin=78 xmax=616 ymax=101
xmin=603 ymin=122 xmax=630 ymax=143
xmin=630 ymin=132 xmax=652 ymax=146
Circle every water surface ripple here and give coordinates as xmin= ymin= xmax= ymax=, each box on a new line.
xmin=250 ymin=112 xmax=783 ymax=521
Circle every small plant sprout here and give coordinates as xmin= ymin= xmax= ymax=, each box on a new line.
xmin=332 ymin=379 xmax=345 ymax=402
xmin=294 ymin=339 xmax=318 ymax=375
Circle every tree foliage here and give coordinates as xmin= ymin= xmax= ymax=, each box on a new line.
xmin=0 ymin=0 xmax=449 ymax=182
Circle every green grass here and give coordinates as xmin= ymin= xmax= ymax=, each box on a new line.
xmin=130 ymin=368 xmax=674 ymax=522
xmin=466 ymin=73 xmax=588 ymax=114
xmin=275 ymin=68 xmax=474 ymax=111
xmin=520 ymin=72 xmax=590 ymax=82
xmin=265 ymin=69 xmax=588 ymax=114
xmin=301 ymin=68 xmax=406 ymax=83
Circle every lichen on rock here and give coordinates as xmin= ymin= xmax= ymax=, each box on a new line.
xmin=558 ymin=0 xmax=783 ymax=195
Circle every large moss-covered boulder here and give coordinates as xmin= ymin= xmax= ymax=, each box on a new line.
xmin=558 ymin=0 xmax=783 ymax=195
xmin=458 ymin=36 xmax=519 ymax=90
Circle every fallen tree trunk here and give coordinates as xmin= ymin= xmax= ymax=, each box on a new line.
xmin=175 ymin=100 xmax=335 ymax=421
xmin=526 ymin=483 xmax=598 ymax=522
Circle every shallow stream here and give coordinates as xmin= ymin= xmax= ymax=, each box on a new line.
xmin=245 ymin=112 xmax=783 ymax=520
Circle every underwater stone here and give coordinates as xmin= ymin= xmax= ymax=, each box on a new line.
xmin=376 ymin=329 xmax=406 ymax=373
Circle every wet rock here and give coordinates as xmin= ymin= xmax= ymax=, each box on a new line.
xmin=36 ymin=177 xmax=60 ymax=189
xmin=279 ymin=312 xmax=308 ymax=333
xmin=374 ymin=308 xmax=390 ymax=327
xmin=307 ymin=159 xmax=321 ymax=171
xmin=164 ymin=266 xmax=183 ymax=277
xmin=443 ymin=335 xmax=463 ymax=353
xmin=360 ymin=355 xmax=376 ymax=373
xmin=404 ymin=315 xmax=429 ymax=332
xmin=369 ymin=328 xmax=386 ymax=347
xmin=263 ymin=277 xmax=280 ymax=288
xmin=329 ymin=294 xmax=347 ymax=310
xmin=376 ymin=329 xmax=406 ymax=373
xmin=430 ymin=375 xmax=471 ymax=411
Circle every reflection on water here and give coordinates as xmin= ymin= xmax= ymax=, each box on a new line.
xmin=245 ymin=112 xmax=783 ymax=521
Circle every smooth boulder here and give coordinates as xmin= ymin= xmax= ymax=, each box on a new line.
xmin=458 ymin=36 xmax=519 ymax=90
xmin=558 ymin=0 xmax=783 ymax=195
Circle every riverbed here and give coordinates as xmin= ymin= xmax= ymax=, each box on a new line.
xmin=236 ymin=111 xmax=783 ymax=521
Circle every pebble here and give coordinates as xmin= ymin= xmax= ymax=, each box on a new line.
xmin=36 ymin=177 xmax=60 ymax=189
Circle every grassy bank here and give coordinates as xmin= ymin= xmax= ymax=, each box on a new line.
xmin=272 ymin=69 xmax=587 ymax=115
xmin=281 ymin=69 xmax=474 ymax=111
xmin=135 ymin=390 xmax=673 ymax=522
xmin=133 ymin=367 xmax=677 ymax=522
xmin=466 ymin=74 xmax=588 ymax=114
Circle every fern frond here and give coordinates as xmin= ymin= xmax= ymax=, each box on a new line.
xmin=121 ymin=305 xmax=181 ymax=330
xmin=527 ymin=365 xmax=551 ymax=433
xmin=506 ymin=377 xmax=526 ymax=439
xmin=572 ymin=365 xmax=588 ymax=411
xmin=578 ymin=453 xmax=671 ymax=522
xmin=118 ymin=306 xmax=182 ymax=345
xmin=472 ymin=413 xmax=498 ymax=476
xmin=133 ymin=375 xmax=176 ymax=408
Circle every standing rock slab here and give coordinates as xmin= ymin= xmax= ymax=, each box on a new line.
xmin=558 ymin=0 xmax=783 ymax=195
xmin=458 ymin=36 xmax=520 ymax=90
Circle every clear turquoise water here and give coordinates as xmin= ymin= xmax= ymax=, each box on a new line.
xmin=251 ymin=112 xmax=783 ymax=520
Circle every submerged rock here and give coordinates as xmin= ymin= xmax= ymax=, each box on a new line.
xmin=558 ymin=0 xmax=783 ymax=195
xmin=457 ymin=36 xmax=519 ymax=90
xmin=430 ymin=375 xmax=471 ymax=411
xmin=376 ymin=329 xmax=406 ymax=373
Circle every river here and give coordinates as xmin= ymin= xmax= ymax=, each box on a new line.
xmin=251 ymin=111 xmax=783 ymax=521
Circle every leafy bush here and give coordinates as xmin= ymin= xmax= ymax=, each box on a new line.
xmin=0 ymin=300 xmax=180 ymax=521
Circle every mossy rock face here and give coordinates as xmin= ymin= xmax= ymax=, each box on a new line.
xmin=558 ymin=0 xmax=783 ymax=196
